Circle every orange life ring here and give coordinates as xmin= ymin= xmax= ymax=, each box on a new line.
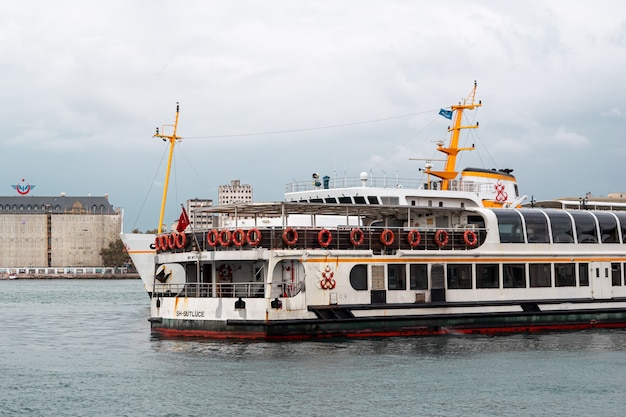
xmin=207 ymin=229 xmax=219 ymax=247
xmin=350 ymin=228 xmax=364 ymax=247
xmin=380 ymin=229 xmax=394 ymax=246
xmin=407 ymin=229 xmax=421 ymax=247
xmin=218 ymin=229 xmax=232 ymax=247
xmin=232 ymin=229 xmax=245 ymax=247
xmin=159 ymin=234 xmax=169 ymax=251
xmin=246 ymin=228 xmax=262 ymax=247
xmin=463 ymin=229 xmax=478 ymax=246
xmin=435 ymin=229 xmax=449 ymax=247
xmin=282 ymin=227 xmax=298 ymax=246
xmin=175 ymin=232 xmax=187 ymax=249
xmin=318 ymin=229 xmax=332 ymax=248
xmin=166 ymin=233 xmax=175 ymax=250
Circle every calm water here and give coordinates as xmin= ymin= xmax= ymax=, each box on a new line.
xmin=1 ymin=280 xmax=625 ymax=417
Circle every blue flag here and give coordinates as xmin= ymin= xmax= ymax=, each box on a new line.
xmin=439 ymin=108 xmax=453 ymax=120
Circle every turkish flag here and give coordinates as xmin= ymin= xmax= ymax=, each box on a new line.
xmin=176 ymin=206 xmax=190 ymax=233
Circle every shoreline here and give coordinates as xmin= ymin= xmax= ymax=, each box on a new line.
xmin=0 ymin=273 xmax=140 ymax=280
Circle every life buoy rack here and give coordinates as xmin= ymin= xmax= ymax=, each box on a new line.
xmin=318 ymin=228 xmax=332 ymax=248
xmin=282 ymin=227 xmax=298 ymax=246
xmin=407 ymin=229 xmax=421 ymax=247
xmin=380 ymin=229 xmax=395 ymax=246
xmin=206 ymin=229 xmax=219 ymax=247
xmin=218 ymin=229 xmax=232 ymax=247
xmin=217 ymin=264 xmax=233 ymax=282
xmin=174 ymin=232 xmax=186 ymax=249
xmin=350 ymin=228 xmax=364 ymax=247
xmin=463 ymin=229 xmax=478 ymax=247
xmin=435 ymin=229 xmax=449 ymax=247
xmin=232 ymin=229 xmax=245 ymax=247
xmin=246 ymin=228 xmax=262 ymax=247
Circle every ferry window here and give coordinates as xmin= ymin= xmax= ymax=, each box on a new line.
xmin=546 ymin=211 xmax=574 ymax=243
xmin=338 ymin=196 xmax=352 ymax=204
xmin=388 ymin=264 xmax=406 ymax=290
xmin=570 ymin=211 xmax=598 ymax=243
xmin=353 ymin=196 xmax=367 ymax=204
xmin=366 ymin=196 xmax=379 ymax=204
xmin=612 ymin=263 xmax=622 ymax=286
xmin=503 ymin=263 xmax=526 ymax=288
xmin=310 ymin=198 xmax=323 ymax=203
xmin=476 ymin=264 xmax=499 ymax=288
xmin=595 ymin=212 xmax=619 ymax=243
xmin=349 ymin=264 xmax=368 ymax=290
xmin=579 ymin=263 xmax=589 ymax=286
xmin=529 ymin=263 xmax=551 ymax=287
xmin=521 ymin=211 xmax=549 ymax=243
xmin=555 ymin=263 xmax=575 ymax=287
xmin=325 ymin=197 xmax=337 ymax=203
xmin=615 ymin=212 xmax=626 ymax=242
xmin=494 ymin=210 xmax=524 ymax=243
xmin=381 ymin=197 xmax=399 ymax=205
xmin=410 ymin=264 xmax=428 ymax=290
xmin=447 ymin=264 xmax=472 ymax=289
xmin=468 ymin=215 xmax=485 ymax=229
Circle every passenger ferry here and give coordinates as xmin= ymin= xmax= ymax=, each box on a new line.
xmin=122 ymin=83 xmax=626 ymax=339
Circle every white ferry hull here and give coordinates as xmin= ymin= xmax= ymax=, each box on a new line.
xmin=148 ymin=298 xmax=626 ymax=340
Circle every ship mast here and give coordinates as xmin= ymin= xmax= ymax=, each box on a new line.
xmin=153 ymin=103 xmax=181 ymax=234
xmin=427 ymin=81 xmax=481 ymax=190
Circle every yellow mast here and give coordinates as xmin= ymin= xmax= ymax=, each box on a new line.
xmin=427 ymin=81 xmax=481 ymax=190
xmin=153 ymin=103 xmax=181 ymax=234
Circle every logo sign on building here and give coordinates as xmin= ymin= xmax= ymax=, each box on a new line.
xmin=12 ymin=179 xmax=36 ymax=195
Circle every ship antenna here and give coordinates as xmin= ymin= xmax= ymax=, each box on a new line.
xmin=153 ymin=102 xmax=182 ymax=234
xmin=427 ymin=81 xmax=481 ymax=190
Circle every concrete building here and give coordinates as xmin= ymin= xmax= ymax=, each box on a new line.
xmin=0 ymin=194 xmax=122 ymax=268
xmin=217 ymin=180 xmax=253 ymax=225
xmin=218 ymin=180 xmax=252 ymax=205
xmin=187 ymin=198 xmax=214 ymax=230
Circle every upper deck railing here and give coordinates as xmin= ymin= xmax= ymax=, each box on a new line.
xmin=285 ymin=177 xmax=496 ymax=195
xmin=155 ymin=225 xmax=486 ymax=254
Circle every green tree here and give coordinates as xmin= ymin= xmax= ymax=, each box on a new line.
xmin=100 ymin=238 xmax=130 ymax=267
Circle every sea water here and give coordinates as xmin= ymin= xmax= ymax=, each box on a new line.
xmin=0 ymin=279 xmax=625 ymax=417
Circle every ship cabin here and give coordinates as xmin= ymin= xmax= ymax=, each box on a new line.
xmin=153 ymin=202 xmax=626 ymax=306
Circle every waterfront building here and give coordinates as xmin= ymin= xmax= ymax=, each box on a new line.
xmin=218 ymin=179 xmax=252 ymax=205
xmin=187 ymin=198 xmax=214 ymax=230
xmin=0 ymin=194 xmax=122 ymax=268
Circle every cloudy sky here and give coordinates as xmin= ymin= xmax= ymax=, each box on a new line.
xmin=2 ymin=1 xmax=625 ymax=232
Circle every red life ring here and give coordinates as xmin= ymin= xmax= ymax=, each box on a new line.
xmin=435 ymin=229 xmax=449 ymax=247
xmin=168 ymin=232 xmax=177 ymax=249
xmin=282 ymin=227 xmax=298 ymax=246
xmin=246 ymin=228 xmax=262 ymax=247
xmin=380 ymin=229 xmax=394 ymax=246
xmin=159 ymin=234 xmax=169 ymax=251
xmin=463 ymin=229 xmax=478 ymax=246
xmin=154 ymin=236 xmax=162 ymax=252
xmin=318 ymin=229 xmax=332 ymax=248
xmin=218 ymin=229 xmax=232 ymax=247
xmin=206 ymin=229 xmax=219 ymax=247
xmin=407 ymin=229 xmax=421 ymax=247
xmin=350 ymin=228 xmax=364 ymax=247
xmin=232 ymin=229 xmax=245 ymax=247
xmin=175 ymin=232 xmax=187 ymax=249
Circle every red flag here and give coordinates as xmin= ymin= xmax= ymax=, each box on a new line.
xmin=176 ymin=206 xmax=190 ymax=233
